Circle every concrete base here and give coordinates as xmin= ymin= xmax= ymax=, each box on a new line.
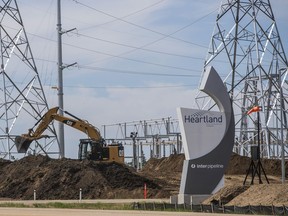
xmin=170 ymin=194 xmax=211 ymax=205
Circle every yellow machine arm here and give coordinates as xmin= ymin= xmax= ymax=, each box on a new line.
xmin=15 ymin=107 xmax=102 ymax=153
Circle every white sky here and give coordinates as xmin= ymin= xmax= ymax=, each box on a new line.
xmin=13 ymin=0 xmax=288 ymax=158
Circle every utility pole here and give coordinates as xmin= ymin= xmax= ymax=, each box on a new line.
xmin=56 ymin=0 xmax=76 ymax=158
xmin=57 ymin=0 xmax=65 ymax=158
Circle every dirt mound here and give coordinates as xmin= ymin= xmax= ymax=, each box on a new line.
xmin=0 ymin=152 xmax=287 ymax=205
xmin=225 ymin=153 xmax=288 ymax=176
xmin=142 ymin=153 xmax=184 ymax=174
xmin=227 ymin=184 xmax=288 ymax=206
xmin=203 ymin=185 xmax=249 ymax=205
xmin=0 ymin=155 xmax=162 ymax=200
xmin=140 ymin=154 xmax=185 ymax=196
xmin=142 ymin=152 xmax=288 ymax=177
xmin=142 ymin=153 xmax=288 ymax=206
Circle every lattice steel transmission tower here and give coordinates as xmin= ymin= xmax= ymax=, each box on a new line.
xmin=0 ymin=0 xmax=59 ymax=159
xmin=195 ymin=0 xmax=288 ymax=159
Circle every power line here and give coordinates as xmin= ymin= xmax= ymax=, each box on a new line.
xmin=48 ymin=84 xmax=196 ymax=89
xmin=73 ymin=31 xmax=202 ymax=60
xmin=69 ymin=2 xmax=217 ymax=65
xmin=34 ymin=57 xmax=202 ymax=78
xmin=98 ymin=7 xmax=217 ymax=65
xmin=4 ymin=2 xmax=218 ymax=74
xmin=78 ymin=0 xmax=166 ymax=31
xmin=77 ymin=65 xmax=201 ymax=77
xmin=39 ymin=39 xmax=198 ymax=72
xmin=15 ymin=28 xmax=200 ymax=72
xmin=71 ymin=0 xmax=212 ymax=48
xmin=4 ymin=2 xmax=218 ymax=70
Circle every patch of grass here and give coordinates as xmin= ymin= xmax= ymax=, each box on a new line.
xmin=0 ymin=202 xmax=29 ymax=208
xmin=33 ymin=202 xmax=134 ymax=210
xmin=1 ymin=201 xmax=185 ymax=212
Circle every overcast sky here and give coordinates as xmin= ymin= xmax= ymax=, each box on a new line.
xmin=14 ymin=0 xmax=288 ymax=158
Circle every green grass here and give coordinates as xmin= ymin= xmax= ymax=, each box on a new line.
xmin=0 ymin=202 xmax=29 ymax=208
xmin=32 ymin=202 xmax=134 ymax=210
xmin=0 ymin=201 xmax=190 ymax=212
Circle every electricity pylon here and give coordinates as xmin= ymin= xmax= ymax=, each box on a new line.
xmin=195 ymin=0 xmax=288 ymax=159
xmin=0 ymin=0 xmax=59 ymax=159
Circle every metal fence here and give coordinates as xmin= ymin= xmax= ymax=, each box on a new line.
xmin=132 ymin=202 xmax=288 ymax=215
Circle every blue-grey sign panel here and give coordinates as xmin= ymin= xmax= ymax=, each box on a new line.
xmin=179 ymin=110 xmax=234 ymax=194
xmin=177 ymin=66 xmax=235 ymax=195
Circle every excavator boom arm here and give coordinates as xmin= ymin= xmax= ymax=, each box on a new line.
xmin=15 ymin=107 xmax=102 ymax=153
xmin=52 ymin=115 xmax=101 ymax=141
xmin=32 ymin=107 xmax=59 ymax=137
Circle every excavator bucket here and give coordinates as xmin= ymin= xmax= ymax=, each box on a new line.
xmin=15 ymin=136 xmax=32 ymax=153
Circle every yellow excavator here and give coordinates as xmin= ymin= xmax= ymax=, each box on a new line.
xmin=15 ymin=107 xmax=124 ymax=163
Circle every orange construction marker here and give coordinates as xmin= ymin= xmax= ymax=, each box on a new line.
xmin=247 ymin=106 xmax=262 ymax=115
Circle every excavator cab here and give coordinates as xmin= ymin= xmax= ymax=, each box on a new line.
xmin=78 ymin=139 xmax=124 ymax=163
xmin=78 ymin=139 xmax=104 ymax=160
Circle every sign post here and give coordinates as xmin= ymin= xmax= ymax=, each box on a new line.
xmin=243 ymin=106 xmax=269 ymax=185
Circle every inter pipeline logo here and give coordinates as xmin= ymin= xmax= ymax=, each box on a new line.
xmin=191 ymin=163 xmax=224 ymax=169
xmin=184 ymin=111 xmax=223 ymax=125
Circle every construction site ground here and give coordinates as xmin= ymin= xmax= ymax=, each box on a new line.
xmin=0 ymin=153 xmax=287 ymax=207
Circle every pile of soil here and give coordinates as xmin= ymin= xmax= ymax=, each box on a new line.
xmin=142 ymin=152 xmax=288 ymax=206
xmin=0 ymin=152 xmax=287 ymax=206
xmin=0 ymin=155 xmax=162 ymax=200
xmin=202 ymin=153 xmax=288 ymax=206
xmin=225 ymin=152 xmax=288 ymax=176
xmin=140 ymin=153 xmax=185 ymax=196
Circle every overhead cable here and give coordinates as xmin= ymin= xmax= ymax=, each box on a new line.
xmin=71 ymin=0 xmax=214 ymax=48
xmin=79 ymin=0 xmax=166 ymax=31
xmin=77 ymin=65 xmax=201 ymax=77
